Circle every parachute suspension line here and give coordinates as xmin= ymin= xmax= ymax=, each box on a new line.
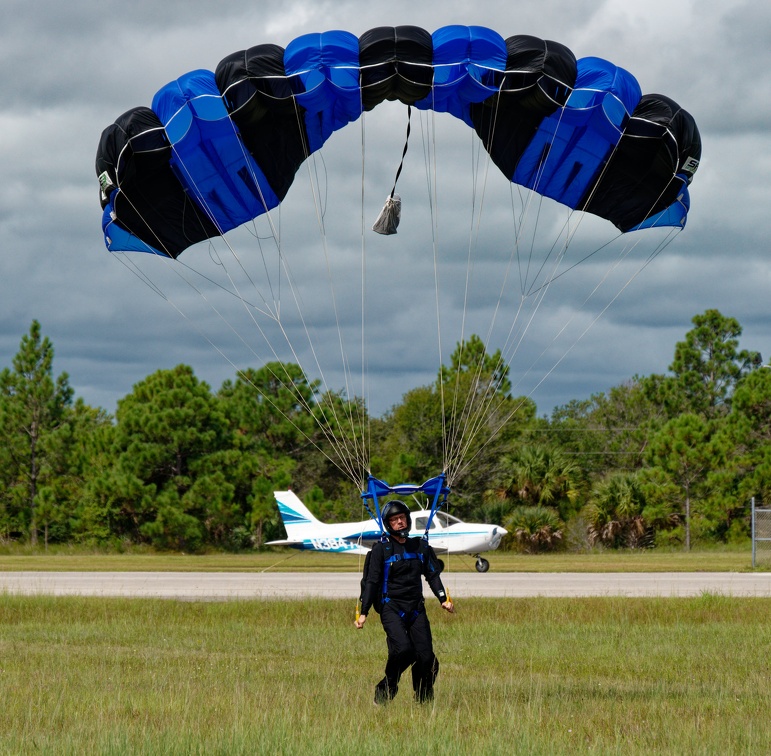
xmin=443 ymin=123 xmax=496 ymax=480
xmin=112 ymin=246 xmax=328 ymax=441
xmin=421 ymin=99 xmax=450 ymax=478
xmin=107 ymin=193 xmax=176 ymax=261
xmin=444 ymin=97 xmax=688 ymax=480
xmin=454 ymin=109 xmax=520 ymax=475
xmin=274 ymin=253 xmax=369 ymax=483
xmin=512 ymin=103 xmax=573 ymax=300
xmin=220 ymin=112 xmax=287 ymax=316
xmin=522 ymin=233 xmax=623 ymax=298
xmin=411 ymin=102 xmax=447 ymax=475
xmin=137 ymin=98 xmax=367 ymax=485
xmin=443 ymin=105 xmax=569 ymax=469
xmin=441 ymin=90 xmax=538 ymax=481
xmin=441 ymin=92 xmax=644 ymax=482
xmin=270 ymin=96 xmax=371 ymax=482
xmin=452 ymin=226 xmax=684 ymax=484
xmin=518 ymin=129 xmax=635 ymax=301
xmin=260 ymin=259 xmax=367 ymax=484
xmin=162 ymin=132 xmax=369 ymax=479
xmin=454 ymin=226 xmax=673 ymax=481
xmin=294 ymin=114 xmax=370 ymax=481
xmin=161 ymin=128 xmax=290 ymax=324
xmin=487 ymin=99 xmax=615 ymax=368
xmin=493 ymin=213 xmax=590 ymax=390
xmin=359 ymin=89 xmax=371 ymax=476
xmin=493 ymin=117 xmax=673 ymax=386
xmin=408 ymin=89 xmax=574 ymax=481
xmin=515 ymin=231 xmax=678 ymax=413
xmin=107 ymin=211 xmax=307 ymax=421
xmin=449 ymin=96 xmax=531 ymax=466
xmin=110 ymin=248 xmax=174 ymax=300
xmin=109 ymin=251 xmax=356 ymax=477
xmin=220 ymin=106 xmax=368 ymax=482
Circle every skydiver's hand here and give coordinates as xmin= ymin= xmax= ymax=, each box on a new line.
xmin=355 ymin=614 xmax=367 ymax=629
xmin=442 ymin=600 xmax=454 ymax=613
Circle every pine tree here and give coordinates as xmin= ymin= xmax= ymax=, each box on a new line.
xmin=0 ymin=321 xmax=72 ymax=543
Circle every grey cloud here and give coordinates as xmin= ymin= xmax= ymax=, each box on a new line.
xmin=0 ymin=0 xmax=767 ymax=422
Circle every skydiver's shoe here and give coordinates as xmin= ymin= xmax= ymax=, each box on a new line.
xmin=374 ymin=680 xmax=396 ymax=705
xmin=414 ymin=683 xmax=434 ymax=704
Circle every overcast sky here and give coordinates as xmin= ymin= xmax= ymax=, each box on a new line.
xmin=1 ymin=0 xmax=769 ymax=421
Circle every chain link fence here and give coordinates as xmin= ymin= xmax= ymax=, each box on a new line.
xmin=751 ymin=499 xmax=771 ymax=568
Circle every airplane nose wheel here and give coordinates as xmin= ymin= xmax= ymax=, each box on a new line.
xmin=474 ymin=556 xmax=490 ymax=573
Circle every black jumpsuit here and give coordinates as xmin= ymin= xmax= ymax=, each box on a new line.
xmin=359 ymin=536 xmax=448 ymax=703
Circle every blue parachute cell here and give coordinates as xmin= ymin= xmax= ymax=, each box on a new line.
xmin=514 ymin=57 xmax=642 ymax=209
xmin=284 ymin=30 xmax=363 ymax=153
xmin=152 ymin=69 xmax=280 ymax=236
xmin=415 ymin=25 xmax=508 ymax=123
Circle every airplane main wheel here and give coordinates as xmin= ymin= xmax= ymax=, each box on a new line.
xmin=475 ymin=557 xmax=490 ymax=573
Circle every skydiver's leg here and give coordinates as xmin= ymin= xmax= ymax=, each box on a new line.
xmin=375 ymin=606 xmax=415 ymax=702
xmin=409 ymin=612 xmax=438 ymax=703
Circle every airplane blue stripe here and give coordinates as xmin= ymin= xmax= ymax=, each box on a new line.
xmin=277 ymin=504 xmax=312 ymax=525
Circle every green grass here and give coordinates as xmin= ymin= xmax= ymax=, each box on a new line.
xmin=0 ymin=542 xmax=759 ymax=572
xmin=1 ymin=594 xmax=770 ymax=753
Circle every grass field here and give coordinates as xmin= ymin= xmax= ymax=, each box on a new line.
xmin=0 ymin=542 xmax=759 ymax=573
xmin=1 ymin=594 xmax=770 ymax=754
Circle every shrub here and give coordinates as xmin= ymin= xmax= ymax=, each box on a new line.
xmin=504 ymin=505 xmax=563 ymax=553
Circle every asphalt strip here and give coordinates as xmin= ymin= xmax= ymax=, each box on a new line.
xmin=1 ymin=571 xmax=770 ymax=600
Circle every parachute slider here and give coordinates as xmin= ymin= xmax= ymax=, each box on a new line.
xmin=372 ymin=193 xmax=401 ymax=235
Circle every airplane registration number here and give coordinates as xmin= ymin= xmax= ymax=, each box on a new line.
xmin=308 ymin=537 xmax=353 ymax=552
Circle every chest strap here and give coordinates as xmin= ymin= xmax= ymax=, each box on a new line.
xmin=382 ymin=550 xmax=424 ymax=603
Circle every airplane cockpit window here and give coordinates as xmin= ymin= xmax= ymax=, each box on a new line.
xmin=414 ymin=512 xmax=463 ymax=530
xmin=434 ymin=512 xmax=462 ymax=528
xmin=414 ymin=517 xmax=435 ymax=531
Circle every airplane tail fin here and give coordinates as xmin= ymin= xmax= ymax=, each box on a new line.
xmin=273 ymin=490 xmax=323 ymax=540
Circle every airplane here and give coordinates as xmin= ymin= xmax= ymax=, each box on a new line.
xmin=266 ymin=489 xmax=507 ymax=572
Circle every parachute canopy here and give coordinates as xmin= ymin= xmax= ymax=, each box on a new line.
xmin=96 ymin=25 xmax=701 ymax=259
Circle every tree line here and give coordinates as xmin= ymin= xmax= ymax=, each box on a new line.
xmin=0 ymin=310 xmax=768 ymax=552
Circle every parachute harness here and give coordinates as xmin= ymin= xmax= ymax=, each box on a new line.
xmin=360 ymin=473 xmax=450 ymax=614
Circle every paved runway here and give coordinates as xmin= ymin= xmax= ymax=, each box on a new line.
xmin=1 ymin=571 xmax=770 ymax=599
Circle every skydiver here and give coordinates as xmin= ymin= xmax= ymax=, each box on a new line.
xmin=355 ymin=500 xmax=454 ymax=704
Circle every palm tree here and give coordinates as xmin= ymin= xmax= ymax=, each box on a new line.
xmin=504 ymin=506 xmax=563 ymax=553
xmin=585 ymin=472 xmax=650 ymax=548
xmin=505 ymin=445 xmax=581 ymax=520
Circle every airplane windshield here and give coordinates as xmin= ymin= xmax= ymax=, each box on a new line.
xmin=414 ymin=512 xmax=462 ymax=531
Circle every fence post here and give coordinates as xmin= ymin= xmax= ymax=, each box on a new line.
xmin=752 ymin=497 xmax=756 ymax=568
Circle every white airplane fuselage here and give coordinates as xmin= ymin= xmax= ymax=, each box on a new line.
xmin=267 ymin=490 xmax=506 ymax=558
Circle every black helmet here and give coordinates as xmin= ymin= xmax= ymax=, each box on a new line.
xmin=381 ymin=500 xmax=412 ymax=538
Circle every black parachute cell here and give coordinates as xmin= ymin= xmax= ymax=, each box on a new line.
xmin=579 ymin=94 xmax=702 ymax=231
xmin=469 ymin=36 xmax=578 ymax=182
xmin=95 ymin=107 xmax=219 ymax=258
xmin=358 ymin=26 xmax=434 ymax=110
xmin=215 ymin=44 xmax=309 ymax=202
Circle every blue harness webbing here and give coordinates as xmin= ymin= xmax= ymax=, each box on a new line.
xmin=381 ymin=547 xmax=424 ymax=613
